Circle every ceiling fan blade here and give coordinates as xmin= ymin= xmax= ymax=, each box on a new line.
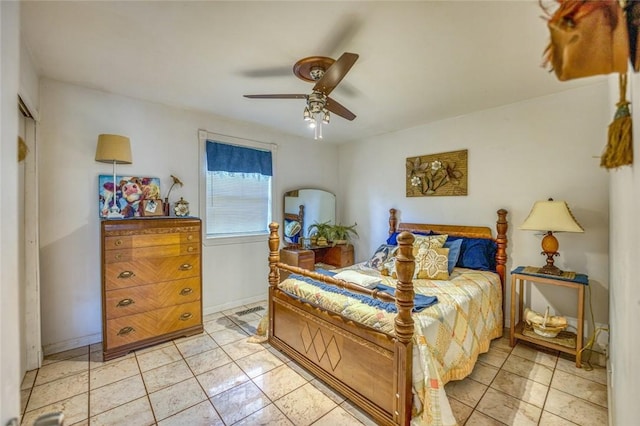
xmin=243 ymin=94 xmax=307 ymax=99
xmin=321 ymin=15 xmax=364 ymax=58
xmin=313 ymin=52 xmax=359 ymax=96
xmin=326 ymin=97 xmax=356 ymax=121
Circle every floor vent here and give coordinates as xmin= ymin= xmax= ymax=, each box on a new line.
xmin=235 ymin=306 xmax=265 ymax=316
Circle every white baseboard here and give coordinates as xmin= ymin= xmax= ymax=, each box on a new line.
xmin=43 ymin=332 xmax=102 ymax=356
xmin=203 ymin=292 xmax=268 ymax=316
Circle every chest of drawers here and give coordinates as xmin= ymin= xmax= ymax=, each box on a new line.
xmin=101 ymin=217 xmax=203 ymax=360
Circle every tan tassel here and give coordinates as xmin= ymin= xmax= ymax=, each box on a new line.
xmin=18 ymin=136 xmax=29 ymax=162
xmin=601 ymin=73 xmax=633 ymax=169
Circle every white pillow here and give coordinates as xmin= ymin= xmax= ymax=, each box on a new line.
xmin=333 ymin=270 xmax=380 ymax=288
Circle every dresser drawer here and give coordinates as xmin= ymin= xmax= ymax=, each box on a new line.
xmin=181 ymin=232 xmax=200 ymax=244
xmin=105 ymin=255 xmax=200 ymax=290
xmin=105 ymin=243 xmax=200 ymax=263
xmin=105 ymin=277 xmax=201 ymax=319
xmin=156 ymin=301 xmax=202 ymax=334
xmin=105 ymin=311 xmax=157 ymax=348
xmin=105 ymin=232 xmax=182 ymax=251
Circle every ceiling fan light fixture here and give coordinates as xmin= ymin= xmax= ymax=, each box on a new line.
xmin=322 ymin=110 xmax=330 ymax=124
xmin=303 ymin=106 xmax=311 ymax=121
xmin=308 ymin=118 xmax=317 ymax=129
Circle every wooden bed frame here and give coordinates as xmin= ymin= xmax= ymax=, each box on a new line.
xmin=267 ymin=208 xmax=508 ymax=425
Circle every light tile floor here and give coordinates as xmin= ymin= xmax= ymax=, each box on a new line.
xmin=20 ymin=301 xmax=608 ymax=425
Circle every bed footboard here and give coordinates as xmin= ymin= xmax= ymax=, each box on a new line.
xmin=267 ymin=223 xmax=415 ymax=425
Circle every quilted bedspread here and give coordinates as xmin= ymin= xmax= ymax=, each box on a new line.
xmin=277 ymin=265 xmax=503 ymax=426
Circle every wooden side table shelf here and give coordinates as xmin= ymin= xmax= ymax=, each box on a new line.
xmin=280 ymin=244 xmax=355 ymax=270
xmin=510 ymin=266 xmax=588 ymax=367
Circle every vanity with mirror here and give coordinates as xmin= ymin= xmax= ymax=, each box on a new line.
xmin=281 ymin=188 xmax=354 ymax=270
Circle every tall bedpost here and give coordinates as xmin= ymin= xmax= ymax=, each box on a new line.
xmin=393 ymin=231 xmax=415 ymax=425
xmin=268 ymin=223 xmax=281 ymax=339
xmin=495 ymin=209 xmax=508 ymax=286
xmin=389 ymin=208 xmax=397 ymax=235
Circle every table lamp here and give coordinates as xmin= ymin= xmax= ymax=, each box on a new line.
xmin=95 ymin=134 xmax=132 ymax=218
xmin=519 ymin=198 xmax=583 ymax=275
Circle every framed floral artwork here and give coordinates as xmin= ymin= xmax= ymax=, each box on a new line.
xmin=406 ymin=149 xmax=468 ymax=197
xmin=98 ymin=175 xmax=161 ymax=218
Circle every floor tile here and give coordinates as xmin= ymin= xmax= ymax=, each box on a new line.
xmin=210 ymin=380 xmax=270 ymax=424
xmin=89 ymin=350 xmax=135 ymax=370
xmin=235 ymin=348 xmax=284 ymax=378
xmin=490 ymin=369 xmax=549 ymax=408
xmin=22 ymin=392 xmax=88 ymax=426
xmin=220 ymin=338 xmax=265 ymax=360
xmin=501 ymin=353 xmax=554 ymax=385
xmin=538 ymin=410 xmax=580 ymax=425
xmin=42 ymin=346 xmax=88 ymax=366
xmin=550 ymin=369 xmax=608 ymax=407
xmin=89 ymin=374 xmax=147 ymax=417
xmin=233 ymin=402 xmax=293 ymax=426
xmin=339 ymin=400 xmax=378 ymax=426
xmin=156 ymin=400 xmax=224 ymax=426
xmin=133 ymin=341 xmax=175 ymax=356
xmin=274 ymin=382 xmax=338 ymax=426
xmin=543 ymin=388 xmax=608 ymax=426
xmin=469 ymin=361 xmax=500 ymax=385
xmin=136 ymin=345 xmax=183 ymax=372
xmin=35 ymin=354 xmax=88 ymax=385
xmin=478 ymin=348 xmax=510 ymax=369
xmin=465 ymin=410 xmax=508 ymax=425
xmin=511 ymin=342 xmax=558 ymax=368
xmin=444 ymin=377 xmax=487 ymax=407
xmin=310 ymin=378 xmax=346 ymax=404
xmin=203 ymin=316 xmax=236 ymax=334
xmin=142 ymin=359 xmax=194 ymax=393
xmin=448 ymin=397 xmax=473 ymax=425
xmin=476 ymin=387 xmax=542 ymax=425
xmin=196 ymin=361 xmax=250 ymax=398
xmin=209 ymin=324 xmax=249 ymax=346
xmin=90 ymin=356 xmax=140 ymax=390
xmin=27 ymin=371 xmax=89 ymax=412
xmin=148 ymin=377 xmax=207 ymax=421
xmin=555 ymin=356 xmax=607 ymax=386
xmin=185 ymin=347 xmax=232 ymax=375
xmin=174 ymin=333 xmax=218 ymax=358
xmin=89 ymin=396 xmax=155 ymax=426
xmin=21 ymin=370 xmax=38 ymax=390
xmin=253 ymin=364 xmax=308 ymax=401
xmin=20 ymin=389 xmax=30 ymax=413
xmin=312 ymin=405 xmax=363 ymax=425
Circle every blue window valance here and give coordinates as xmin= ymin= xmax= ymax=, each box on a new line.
xmin=206 ymin=140 xmax=272 ymax=176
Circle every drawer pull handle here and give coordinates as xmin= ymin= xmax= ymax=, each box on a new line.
xmin=187 ymin=246 xmax=195 ymax=253
xmin=116 ymin=298 xmax=134 ymax=307
xmin=180 ymin=313 xmax=193 ymax=321
xmin=187 ymin=235 xmax=194 ymax=241
xmin=118 ymin=271 xmax=135 ymax=279
xmin=180 ymin=288 xmax=193 ymax=296
xmin=117 ymin=326 xmax=135 ymax=336
xmin=179 ymin=264 xmax=193 ymax=271
xmin=115 ymin=239 xmax=123 ymax=246
xmin=115 ymin=254 xmax=123 ymax=260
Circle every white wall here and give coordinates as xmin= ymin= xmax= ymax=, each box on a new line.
xmin=38 ymin=79 xmax=338 ymax=353
xmin=1 ymin=1 xmax=22 ymax=423
xmin=338 ymin=83 xmax=610 ymax=336
xmin=608 ymin=73 xmax=640 ymax=425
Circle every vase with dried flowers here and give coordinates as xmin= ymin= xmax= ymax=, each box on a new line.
xmin=164 ymin=174 xmax=183 ymax=216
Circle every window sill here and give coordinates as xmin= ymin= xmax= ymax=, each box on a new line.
xmin=202 ymin=233 xmax=269 ymax=247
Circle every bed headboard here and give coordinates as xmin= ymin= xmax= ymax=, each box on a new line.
xmin=388 ymin=208 xmax=508 ymax=286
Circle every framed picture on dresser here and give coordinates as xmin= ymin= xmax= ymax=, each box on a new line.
xmin=98 ymin=175 xmax=161 ymax=219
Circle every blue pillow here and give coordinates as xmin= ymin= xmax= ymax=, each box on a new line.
xmin=443 ymin=239 xmax=463 ymax=275
xmin=455 ymin=237 xmax=497 ymax=271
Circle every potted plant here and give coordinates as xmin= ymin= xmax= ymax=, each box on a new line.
xmin=307 ymin=221 xmax=332 ymax=246
xmin=329 ymin=223 xmax=358 ymax=245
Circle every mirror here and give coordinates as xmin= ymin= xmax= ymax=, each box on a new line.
xmin=284 ymin=189 xmax=336 ymax=245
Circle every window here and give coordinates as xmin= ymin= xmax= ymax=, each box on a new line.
xmin=199 ymin=131 xmax=276 ymax=244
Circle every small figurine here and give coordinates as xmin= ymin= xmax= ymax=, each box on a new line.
xmin=174 ymin=197 xmax=189 ymax=217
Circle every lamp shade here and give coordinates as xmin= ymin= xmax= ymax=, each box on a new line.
xmin=95 ymin=134 xmax=132 ymax=164
xmin=519 ymin=200 xmax=584 ymax=233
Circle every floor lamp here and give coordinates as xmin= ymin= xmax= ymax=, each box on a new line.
xmin=95 ymin=134 xmax=132 ymax=218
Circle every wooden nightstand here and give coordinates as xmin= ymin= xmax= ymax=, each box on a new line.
xmin=312 ymin=244 xmax=354 ymax=268
xmin=279 ymin=247 xmax=315 ymax=270
xmin=510 ymin=266 xmax=588 ymax=367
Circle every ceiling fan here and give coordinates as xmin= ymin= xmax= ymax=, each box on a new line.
xmin=244 ymin=52 xmax=359 ymax=139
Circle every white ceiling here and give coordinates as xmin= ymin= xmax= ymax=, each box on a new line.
xmin=20 ymin=1 xmax=603 ymax=143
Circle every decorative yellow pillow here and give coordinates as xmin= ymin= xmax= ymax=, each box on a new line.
xmin=412 ymin=234 xmax=448 ymax=255
xmin=415 ymin=247 xmax=450 ymax=280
